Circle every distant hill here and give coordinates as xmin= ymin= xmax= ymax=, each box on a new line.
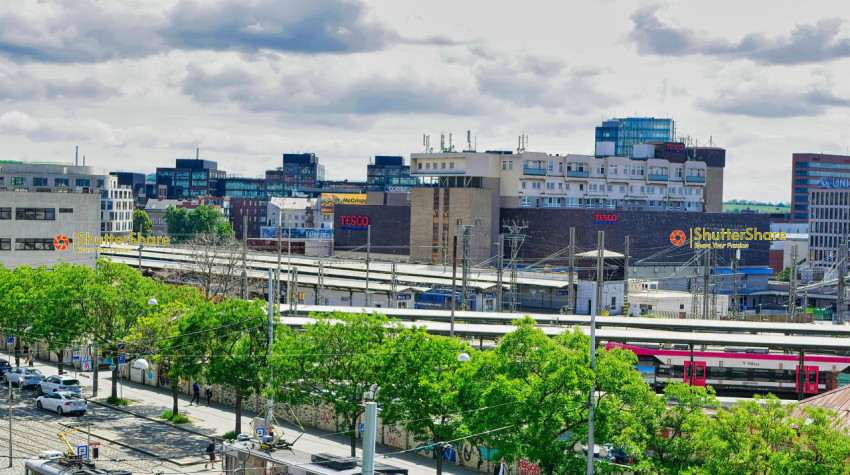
xmin=723 ymin=200 xmax=791 ymax=214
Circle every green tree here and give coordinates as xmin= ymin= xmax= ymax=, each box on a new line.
xmin=164 ymin=206 xmax=190 ymax=239
xmin=777 ymin=266 xmax=791 ymax=282
xmin=463 ymin=319 xmax=655 ymax=473
xmin=132 ymin=209 xmax=153 ymax=236
xmin=165 ymin=205 xmax=231 ymax=242
xmin=194 ymin=298 xmax=270 ymax=434
xmin=281 ymin=312 xmax=398 ymax=457
xmin=376 ymin=327 xmax=474 ymax=474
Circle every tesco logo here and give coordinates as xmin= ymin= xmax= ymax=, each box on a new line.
xmin=340 ymin=216 xmax=370 ymax=226
xmin=594 ymin=214 xmax=617 ymax=223
xmin=666 ymin=143 xmax=685 ymax=151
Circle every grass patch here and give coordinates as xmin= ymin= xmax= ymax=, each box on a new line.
xmin=158 ymin=410 xmax=193 ymax=424
xmin=106 ymin=396 xmax=130 ymax=406
xmin=221 ymin=430 xmax=238 ymax=440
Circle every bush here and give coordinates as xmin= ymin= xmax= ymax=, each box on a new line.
xmin=159 ymin=410 xmax=192 ymax=424
xmin=221 ymin=430 xmax=238 ymax=440
xmin=106 ymin=396 xmax=129 ymax=406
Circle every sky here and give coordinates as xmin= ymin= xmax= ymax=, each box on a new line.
xmin=0 ymin=0 xmax=848 ymax=203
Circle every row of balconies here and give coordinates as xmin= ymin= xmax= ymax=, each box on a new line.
xmin=526 ymin=169 xmax=704 ymax=183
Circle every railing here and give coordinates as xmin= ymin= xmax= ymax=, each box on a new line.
xmin=648 ymin=174 xmax=669 ymax=181
xmin=566 ymin=171 xmax=589 ymax=178
xmin=686 ymin=176 xmax=706 ymax=183
xmin=522 ymin=168 xmax=547 ymax=176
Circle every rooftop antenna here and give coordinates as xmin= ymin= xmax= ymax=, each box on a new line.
xmin=440 ymin=133 xmax=446 ymax=153
xmin=75 ymin=146 xmax=78 ymax=167
xmin=464 ymin=130 xmax=474 ymax=152
xmin=448 ymin=133 xmax=454 ymax=152
xmin=196 ymin=147 xmax=199 ymax=160
xmin=83 ymin=155 xmax=86 ymax=166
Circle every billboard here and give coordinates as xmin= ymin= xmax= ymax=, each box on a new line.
xmin=321 ymin=193 xmax=367 ymax=214
xmin=260 ymin=227 xmax=334 ymax=240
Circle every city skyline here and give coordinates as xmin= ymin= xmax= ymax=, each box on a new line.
xmin=0 ymin=0 xmax=848 ymax=203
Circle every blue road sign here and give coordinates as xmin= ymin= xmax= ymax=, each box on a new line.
xmin=359 ymin=423 xmax=364 ymax=434
xmin=118 ymin=355 xmax=125 ymax=364
xmin=118 ymin=343 xmax=124 ymax=350
xmin=77 ymin=445 xmax=88 ymax=458
xmin=255 ymin=428 xmax=265 ymax=437
xmin=7 ymin=336 xmax=13 ymax=343
xmin=73 ymin=350 xmax=80 ymax=360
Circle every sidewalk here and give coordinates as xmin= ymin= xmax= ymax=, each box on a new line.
xmin=28 ymin=359 xmax=480 ymax=475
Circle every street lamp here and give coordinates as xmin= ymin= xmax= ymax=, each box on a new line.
xmin=132 ymin=358 xmax=150 ymax=370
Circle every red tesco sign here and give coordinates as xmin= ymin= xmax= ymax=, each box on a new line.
xmin=594 ymin=214 xmax=617 ymax=223
xmin=340 ymin=215 xmax=370 ymax=226
xmin=666 ymin=143 xmax=685 ymax=151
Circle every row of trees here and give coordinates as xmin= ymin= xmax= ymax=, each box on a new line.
xmin=2 ymin=261 xmax=850 ymax=473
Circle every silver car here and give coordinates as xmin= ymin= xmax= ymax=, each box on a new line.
xmin=36 ymin=391 xmax=88 ymax=415
xmin=37 ymin=376 xmax=82 ymax=395
xmin=4 ymin=367 xmax=46 ymax=387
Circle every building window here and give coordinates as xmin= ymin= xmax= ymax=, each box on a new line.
xmin=521 ymin=196 xmax=531 ymax=207
xmin=97 ymin=179 xmax=104 ymax=188
xmin=521 ymin=181 xmax=526 ymax=189
xmin=589 ymin=184 xmax=598 ymax=192
xmin=558 ymin=162 xmax=563 ymax=173
xmin=425 ymin=162 xmax=431 ymax=169
xmin=610 ymin=165 xmax=617 ymax=175
xmin=14 ymin=238 xmax=55 ymax=250
xmin=607 ymin=185 xmax=612 ymax=192
xmin=450 ymin=162 xmax=455 ymax=169
xmin=647 ymin=186 xmax=654 ymax=194
xmin=558 ymin=183 xmax=563 ymax=190
xmin=502 ymin=161 xmax=507 ymax=170
xmin=596 ymin=164 xmax=605 ymax=174
xmin=579 ymin=184 xmax=584 ymax=191
xmin=675 ymin=167 xmax=683 ymax=178
xmin=55 ymin=178 xmax=69 ymax=187
xmin=418 ymin=163 xmax=422 ymax=170
xmin=0 ymin=208 xmax=9 ymax=219
xmin=532 ymin=182 xmax=541 ymax=189
xmin=0 ymin=177 xmax=3 ymax=185
xmin=11 ymin=177 xmax=25 ymax=186
xmin=76 ymin=179 xmax=90 ymax=187
xmin=33 ymin=177 xmax=48 ymax=186
xmin=620 ymin=185 xmax=625 ymax=193
xmin=59 ymin=208 xmax=73 ymax=213
xmin=0 ymin=238 xmax=9 ymax=250
xmin=15 ymin=208 xmax=55 ymax=220
xmin=441 ymin=162 xmax=446 ymax=169
xmin=546 ymin=182 xmax=555 ymax=190
xmin=548 ymin=161 xmax=554 ymax=172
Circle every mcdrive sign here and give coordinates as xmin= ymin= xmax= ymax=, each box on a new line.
xmin=339 ymin=215 xmax=371 ymax=230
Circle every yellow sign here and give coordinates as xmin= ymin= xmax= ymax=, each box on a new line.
xmin=686 ymin=227 xmax=786 ymax=250
xmin=321 ymin=193 xmax=366 ymax=214
xmin=62 ymin=232 xmax=171 ymax=254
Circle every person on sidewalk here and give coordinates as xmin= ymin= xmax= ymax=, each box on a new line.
xmin=204 ymin=438 xmax=216 ymax=469
xmin=493 ymin=458 xmax=507 ymax=475
xmin=204 ymin=383 xmax=212 ymax=405
xmin=190 ymin=381 xmax=201 ymax=405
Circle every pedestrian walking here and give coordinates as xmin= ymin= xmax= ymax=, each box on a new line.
xmin=27 ymin=348 xmax=34 ymax=367
xmin=204 ymin=438 xmax=216 ymax=469
xmin=493 ymin=458 xmax=507 ymax=475
xmin=205 ymin=383 xmax=212 ymax=405
xmin=190 ymin=381 xmax=201 ymax=405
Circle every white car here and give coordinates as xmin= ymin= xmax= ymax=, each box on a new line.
xmin=4 ymin=367 xmax=46 ymax=387
xmin=36 ymin=392 xmax=88 ymax=415
xmin=37 ymin=376 xmax=82 ymax=395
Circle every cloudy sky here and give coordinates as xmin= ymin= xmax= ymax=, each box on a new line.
xmin=0 ymin=0 xmax=848 ymax=203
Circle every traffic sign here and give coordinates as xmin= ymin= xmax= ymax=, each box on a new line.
xmin=118 ymin=343 xmax=124 ymax=350
xmin=73 ymin=350 xmax=80 ymax=361
xmin=109 ymin=363 xmax=116 ymax=371
xmin=6 ymin=336 xmax=12 ymax=344
xmin=118 ymin=355 xmax=125 ymax=364
xmin=359 ymin=423 xmax=364 ymax=434
xmin=77 ymin=445 xmax=88 ymax=457
xmin=255 ymin=428 xmax=265 ymax=437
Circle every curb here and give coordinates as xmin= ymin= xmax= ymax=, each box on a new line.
xmin=91 ymin=400 xmax=216 ymax=439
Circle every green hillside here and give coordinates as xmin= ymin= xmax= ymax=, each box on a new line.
xmin=723 ymin=201 xmax=791 ymax=214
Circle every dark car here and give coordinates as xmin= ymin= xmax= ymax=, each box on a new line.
xmin=0 ymin=359 xmax=11 ymax=375
xmin=607 ymin=447 xmax=633 ymax=465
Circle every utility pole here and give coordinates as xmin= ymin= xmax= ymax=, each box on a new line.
xmin=276 ymin=222 xmax=282 ymax=311
xmin=450 ymin=236 xmax=458 ymax=338
xmin=622 ymin=235 xmax=630 ymax=316
xmin=289 ymin=268 xmax=298 ymax=318
xmin=8 ymin=379 xmax=12 ymax=467
xmin=265 ymin=268 xmax=274 ymax=429
xmin=362 ymin=402 xmax=377 ymax=475
xmin=837 ymin=241 xmax=846 ymax=324
xmin=496 ymin=234 xmax=504 ymax=312
xmin=503 ymin=221 xmax=527 ymax=313
xmin=691 ymin=264 xmax=699 ymax=319
xmin=287 ymin=221 xmax=292 ymax=307
xmin=92 ymin=345 xmax=98 ymax=397
xmin=568 ymin=227 xmax=576 ymax=314
xmin=390 ymin=261 xmax=398 ymax=308
xmin=731 ymin=249 xmax=740 ymax=320
xmin=315 ymin=261 xmax=324 ymax=305
xmin=241 ymin=215 xmax=248 ymax=300
xmin=596 ymin=231 xmax=605 ymax=316
xmin=586 ymin=304 xmax=598 ymax=475
xmin=87 ymin=424 xmax=91 ymax=460
xmin=702 ymin=247 xmax=710 ymax=321
xmin=459 ymin=225 xmax=477 ymax=311
xmin=788 ymin=244 xmax=798 ymax=323
xmin=710 ymin=249 xmax=718 ymax=319
xmin=365 ymin=225 xmax=371 ymax=307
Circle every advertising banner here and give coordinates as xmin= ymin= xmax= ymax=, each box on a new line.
xmin=321 ymin=193 xmax=367 ymax=214
xmin=260 ymin=227 xmax=334 ymax=240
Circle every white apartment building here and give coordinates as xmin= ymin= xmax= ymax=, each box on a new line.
xmin=0 ymin=190 xmax=100 ymax=269
xmin=267 ymin=197 xmax=324 ymax=229
xmin=410 ymin=151 xmax=707 ymax=212
xmin=808 ymin=188 xmax=850 ymax=266
xmin=0 ymin=163 xmax=134 ymax=235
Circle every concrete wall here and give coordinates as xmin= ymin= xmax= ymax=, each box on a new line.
xmin=705 ymin=165 xmax=724 ymax=213
xmin=0 ymin=191 xmax=100 ymax=269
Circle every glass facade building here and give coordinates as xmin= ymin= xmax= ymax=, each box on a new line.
xmin=366 ymin=155 xmax=418 ymax=191
xmin=791 ymin=153 xmax=850 ymax=223
xmin=155 ymin=159 xmax=225 ymax=200
xmin=280 ymin=153 xmax=325 ymax=192
xmin=595 ymin=118 xmax=676 ymax=158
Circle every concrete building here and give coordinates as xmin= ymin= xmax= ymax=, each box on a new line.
xmin=791 ymin=153 xmax=850 ymax=223
xmin=156 ymin=158 xmax=226 ymax=200
xmin=808 ymin=188 xmax=850 ymax=266
xmin=0 ymin=190 xmax=100 ymax=269
xmin=111 ymin=171 xmax=147 ymax=208
xmin=267 ymin=197 xmax=322 ymax=229
xmin=144 ymin=199 xmax=183 ymax=237
xmin=0 ymin=162 xmax=134 ymax=235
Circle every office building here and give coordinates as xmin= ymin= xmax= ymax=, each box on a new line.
xmin=808 ymin=188 xmax=850 ymax=266
xmin=791 ymin=153 xmax=850 ymax=223
xmin=366 ymin=155 xmax=417 ymax=192
xmin=595 ymin=117 xmax=675 ymax=158
xmin=280 ymin=153 xmax=325 ymax=192
xmin=0 ymin=190 xmax=100 ymax=269
xmin=155 ymin=158 xmax=226 ymax=200
xmin=111 ymin=172 xmax=147 ymax=208
xmin=0 ymin=162 xmax=134 ymax=235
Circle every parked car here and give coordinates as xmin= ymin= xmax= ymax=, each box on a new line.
xmin=603 ymin=445 xmax=633 ymax=465
xmin=0 ymin=359 xmax=11 ymax=375
xmin=580 ymin=444 xmax=613 ymax=461
xmin=4 ymin=367 xmax=46 ymax=387
xmin=36 ymin=392 xmax=87 ymax=415
xmin=37 ymin=376 xmax=82 ymax=395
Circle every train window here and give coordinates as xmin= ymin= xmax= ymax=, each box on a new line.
xmin=752 ymin=369 xmax=771 ymax=381
xmin=731 ymin=368 xmax=749 ymax=380
xmin=808 ymin=370 xmax=819 ymax=383
xmin=775 ymin=370 xmax=795 ymax=382
xmin=709 ymin=367 xmax=730 ymax=379
xmin=657 ymin=365 xmax=672 ymax=377
xmin=671 ymin=365 xmax=684 ymax=379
